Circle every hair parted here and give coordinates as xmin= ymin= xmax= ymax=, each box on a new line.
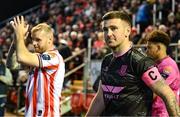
xmin=102 ymin=10 xmax=132 ymax=27
xmin=147 ymin=30 xmax=170 ymax=48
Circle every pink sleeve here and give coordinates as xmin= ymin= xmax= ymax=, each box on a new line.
xmin=141 ymin=67 xmax=163 ymax=86
xmin=162 ymin=66 xmax=176 ymax=85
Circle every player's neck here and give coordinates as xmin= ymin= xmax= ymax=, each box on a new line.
xmin=113 ymin=41 xmax=132 ymax=57
xmin=47 ymin=45 xmax=56 ymax=51
xmin=156 ymin=52 xmax=168 ymax=62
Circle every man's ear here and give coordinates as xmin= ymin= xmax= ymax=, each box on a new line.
xmin=157 ymin=44 xmax=161 ymax=51
xmin=48 ymin=33 xmax=54 ymax=43
xmin=49 ymin=37 xmax=53 ymax=44
xmin=154 ymin=44 xmax=161 ymax=55
xmin=125 ymin=25 xmax=131 ymax=37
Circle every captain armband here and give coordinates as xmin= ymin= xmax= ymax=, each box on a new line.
xmin=141 ymin=67 xmax=163 ymax=86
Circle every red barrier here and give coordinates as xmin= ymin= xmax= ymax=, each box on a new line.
xmin=71 ymin=93 xmax=83 ymax=115
xmin=83 ymin=93 xmax=95 ymax=111
xmin=71 ymin=93 xmax=95 ymax=114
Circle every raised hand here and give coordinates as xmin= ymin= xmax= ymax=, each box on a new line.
xmin=10 ymin=16 xmax=29 ymax=40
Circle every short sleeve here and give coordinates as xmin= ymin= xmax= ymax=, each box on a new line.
xmin=39 ymin=52 xmax=59 ymax=68
xmin=161 ymin=66 xmax=176 ymax=85
xmin=135 ymin=57 xmax=155 ymax=78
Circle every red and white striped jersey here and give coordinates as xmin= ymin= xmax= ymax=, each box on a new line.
xmin=25 ymin=50 xmax=65 ymax=117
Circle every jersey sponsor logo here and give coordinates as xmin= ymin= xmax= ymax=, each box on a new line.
xmin=118 ymin=65 xmax=127 ymax=76
xmin=104 ymin=93 xmax=120 ymax=100
xmin=102 ymin=84 xmax=124 ymax=93
xmin=102 ymin=84 xmax=124 ymax=100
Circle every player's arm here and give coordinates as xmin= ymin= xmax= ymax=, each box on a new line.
xmin=15 ymin=36 xmax=39 ymax=67
xmin=86 ymin=80 xmax=105 ymax=116
xmin=142 ymin=67 xmax=180 ymax=116
xmin=153 ymin=65 xmax=176 ymax=99
xmin=10 ymin=16 xmax=40 ymax=67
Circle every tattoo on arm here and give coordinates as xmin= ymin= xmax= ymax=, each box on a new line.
xmin=164 ymin=95 xmax=180 ymax=116
xmin=153 ymin=79 xmax=180 ymax=116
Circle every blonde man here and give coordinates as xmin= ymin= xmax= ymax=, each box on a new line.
xmin=10 ymin=16 xmax=65 ymax=117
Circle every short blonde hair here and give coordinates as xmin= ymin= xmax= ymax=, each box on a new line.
xmin=31 ymin=23 xmax=53 ymax=37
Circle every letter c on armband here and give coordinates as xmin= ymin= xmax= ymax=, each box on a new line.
xmin=142 ymin=67 xmax=162 ymax=86
xmin=148 ymin=71 xmax=157 ymax=80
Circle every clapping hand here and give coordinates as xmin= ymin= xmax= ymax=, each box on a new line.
xmin=10 ymin=16 xmax=29 ymax=40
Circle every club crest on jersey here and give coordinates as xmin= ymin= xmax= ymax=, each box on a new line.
xmin=161 ymin=66 xmax=171 ymax=79
xmin=118 ymin=65 xmax=127 ymax=76
xmin=41 ymin=54 xmax=51 ymax=60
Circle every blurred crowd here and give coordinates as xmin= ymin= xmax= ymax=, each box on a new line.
xmin=0 ymin=0 xmax=179 ymax=61
xmin=0 ymin=0 xmax=179 ymax=113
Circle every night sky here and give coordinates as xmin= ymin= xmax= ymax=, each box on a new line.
xmin=0 ymin=0 xmax=42 ymax=22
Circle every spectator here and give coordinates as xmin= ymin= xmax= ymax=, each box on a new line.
xmin=92 ymin=32 xmax=106 ymax=59
xmin=131 ymin=27 xmax=141 ymax=44
xmin=57 ymin=33 xmax=72 ymax=59
xmin=0 ymin=51 xmax=13 ymax=116
xmin=156 ymin=0 xmax=171 ymax=24
xmin=137 ymin=25 xmax=155 ymax=45
xmin=167 ymin=12 xmax=176 ymax=27
xmin=135 ymin=0 xmax=152 ymax=33
xmin=175 ymin=4 xmax=180 ymax=23
xmin=158 ymin=24 xmax=168 ymax=33
xmin=169 ymin=25 xmax=180 ymax=43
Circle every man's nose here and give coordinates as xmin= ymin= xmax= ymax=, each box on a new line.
xmin=107 ymin=29 xmax=113 ymax=37
xmin=32 ymin=40 xmax=37 ymax=46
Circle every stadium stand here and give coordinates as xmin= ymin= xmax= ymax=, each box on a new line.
xmin=0 ymin=0 xmax=179 ymax=116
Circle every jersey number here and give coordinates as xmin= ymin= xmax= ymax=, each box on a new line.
xmin=148 ymin=71 xmax=157 ymax=80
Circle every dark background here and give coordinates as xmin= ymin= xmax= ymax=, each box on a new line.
xmin=0 ymin=0 xmax=42 ymax=22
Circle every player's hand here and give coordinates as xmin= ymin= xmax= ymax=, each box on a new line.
xmin=10 ymin=16 xmax=29 ymax=40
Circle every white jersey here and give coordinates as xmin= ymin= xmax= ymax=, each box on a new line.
xmin=25 ymin=50 xmax=65 ymax=117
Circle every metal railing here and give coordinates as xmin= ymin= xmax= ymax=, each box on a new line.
xmin=60 ymin=39 xmax=92 ymax=115
xmin=64 ymin=48 xmax=86 ymax=78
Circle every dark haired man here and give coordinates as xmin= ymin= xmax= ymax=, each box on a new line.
xmin=146 ymin=30 xmax=180 ymax=117
xmin=86 ymin=10 xmax=180 ymax=116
